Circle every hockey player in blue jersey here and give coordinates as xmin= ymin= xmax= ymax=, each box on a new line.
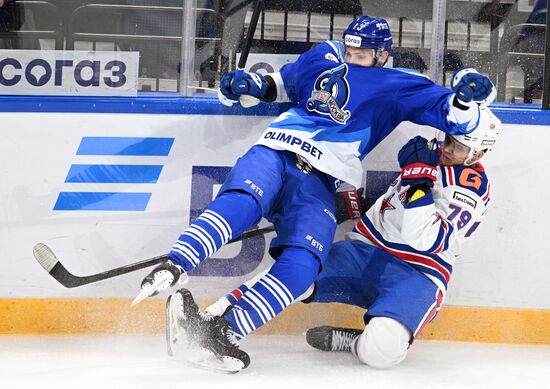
xmin=201 ymin=106 xmax=501 ymax=369
xmin=133 ymin=15 xmax=497 ymax=372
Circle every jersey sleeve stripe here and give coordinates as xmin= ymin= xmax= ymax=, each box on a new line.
xmin=354 ymin=218 xmax=452 ymax=287
xmin=482 ymin=183 xmax=490 ymax=201
xmin=429 ymin=218 xmax=454 ymax=254
xmin=446 ymin=166 xmax=455 ymax=186
xmin=439 ymin=166 xmax=448 ymax=187
xmin=356 ymin=217 xmax=453 ymax=273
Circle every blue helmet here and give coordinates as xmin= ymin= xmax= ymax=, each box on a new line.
xmin=342 ymin=16 xmax=393 ymax=52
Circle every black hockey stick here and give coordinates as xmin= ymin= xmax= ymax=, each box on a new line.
xmin=33 ymin=225 xmax=275 ymax=288
xmin=237 ymin=0 xmax=263 ymax=70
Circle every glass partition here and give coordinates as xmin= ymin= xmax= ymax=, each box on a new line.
xmin=193 ymin=0 xmax=435 ymax=95
xmin=443 ymin=0 xmax=546 ymax=103
xmin=0 ymin=0 xmax=547 ymax=103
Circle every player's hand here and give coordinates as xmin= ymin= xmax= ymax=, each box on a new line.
xmin=398 ymin=136 xmax=439 ymax=188
xmin=219 ymin=70 xmax=267 ymax=108
xmin=132 ymin=260 xmax=187 ymax=305
xmin=451 ymin=68 xmax=496 ymax=106
xmin=335 ymin=188 xmax=370 ymax=223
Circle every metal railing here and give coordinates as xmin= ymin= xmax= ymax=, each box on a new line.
xmin=66 ymin=4 xmax=222 ymax=50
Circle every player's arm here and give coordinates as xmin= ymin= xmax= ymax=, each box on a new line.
xmin=397 ymin=137 xmax=487 ymax=253
xmin=402 ymin=184 xmax=486 ymax=254
xmin=218 ymin=41 xmax=336 ymax=107
xmin=396 ymin=136 xmax=452 ymax=252
xmin=399 ymin=68 xmax=496 ymax=136
xmin=445 ymin=68 xmax=496 ymax=135
xmin=400 ymin=193 xmax=452 ymax=253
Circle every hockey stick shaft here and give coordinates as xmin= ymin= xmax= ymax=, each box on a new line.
xmin=237 ymin=0 xmax=263 ymax=70
xmin=33 ymin=225 xmax=275 ymax=288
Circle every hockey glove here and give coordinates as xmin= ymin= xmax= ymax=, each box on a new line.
xmin=335 ymin=188 xmax=370 ymax=223
xmin=398 ymin=136 xmax=439 ymax=188
xmin=451 ymin=68 xmax=496 ymax=106
xmin=218 ymin=70 xmax=268 ymax=108
xmin=132 ymin=260 xmax=187 ymax=305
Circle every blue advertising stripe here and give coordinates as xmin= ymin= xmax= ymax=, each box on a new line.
xmin=65 ymin=164 xmax=163 ymax=184
xmin=0 ymin=94 xmax=547 ymax=124
xmin=0 ymin=94 xmax=292 ymax=116
xmin=54 ymin=192 xmax=151 ymax=211
xmin=77 ymin=137 xmax=174 ymax=156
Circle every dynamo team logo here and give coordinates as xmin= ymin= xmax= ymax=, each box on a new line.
xmin=307 ymin=64 xmax=351 ymax=124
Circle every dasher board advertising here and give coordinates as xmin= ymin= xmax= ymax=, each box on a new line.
xmin=0 ymin=50 xmax=139 ymax=96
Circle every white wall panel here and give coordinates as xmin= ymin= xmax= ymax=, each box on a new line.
xmin=1 ymin=112 xmax=547 ymax=310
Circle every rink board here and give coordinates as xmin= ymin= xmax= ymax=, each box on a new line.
xmin=0 ymin=97 xmax=549 ymax=343
xmin=0 ymin=298 xmax=549 ymax=345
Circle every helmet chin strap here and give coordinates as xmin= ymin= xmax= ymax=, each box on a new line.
xmin=464 ymin=150 xmax=484 ymax=166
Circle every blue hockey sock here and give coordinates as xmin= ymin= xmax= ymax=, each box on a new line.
xmin=168 ymin=191 xmax=261 ymax=272
xmin=224 ymin=247 xmax=320 ymax=340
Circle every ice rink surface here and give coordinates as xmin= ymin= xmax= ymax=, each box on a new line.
xmin=1 ymin=334 xmax=549 ymax=389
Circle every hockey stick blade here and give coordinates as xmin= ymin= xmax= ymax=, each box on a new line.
xmin=33 ymin=243 xmax=167 ymax=288
xmin=33 ymin=225 xmax=275 ymax=288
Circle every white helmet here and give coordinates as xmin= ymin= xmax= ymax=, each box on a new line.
xmin=450 ymin=106 xmax=501 ymax=164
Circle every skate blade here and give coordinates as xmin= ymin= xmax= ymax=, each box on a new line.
xmin=132 ymin=275 xmax=172 ymax=305
xmin=165 ymin=294 xmax=195 ymax=357
xmin=184 ymin=348 xmax=246 ymax=374
xmin=165 ymin=295 xmax=178 ymax=357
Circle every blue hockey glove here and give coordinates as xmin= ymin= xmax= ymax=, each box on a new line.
xmin=451 ymin=68 xmax=496 ymax=106
xmin=398 ymin=136 xmax=439 ymax=188
xmin=218 ymin=70 xmax=268 ymax=107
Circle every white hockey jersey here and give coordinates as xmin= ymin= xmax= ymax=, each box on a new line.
xmin=350 ymin=162 xmax=490 ymax=292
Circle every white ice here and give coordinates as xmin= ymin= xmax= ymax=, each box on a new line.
xmin=1 ymin=334 xmax=549 ymax=389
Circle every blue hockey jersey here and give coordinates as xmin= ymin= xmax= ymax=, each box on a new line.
xmin=255 ymin=40 xmax=483 ymax=188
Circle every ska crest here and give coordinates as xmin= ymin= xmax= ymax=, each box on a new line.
xmin=306 ymin=64 xmax=351 ymax=124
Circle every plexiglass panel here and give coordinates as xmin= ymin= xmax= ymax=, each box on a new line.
xmin=0 ymin=0 xmax=546 ymax=102
xmin=443 ymin=0 xmax=546 ymax=103
xmin=191 ymin=0 xmax=435 ymax=96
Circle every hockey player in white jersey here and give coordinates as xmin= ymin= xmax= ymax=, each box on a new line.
xmin=200 ymin=106 xmax=501 ymax=369
xmin=134 ymin=15 xmax=497 ymax=372
xmin=301 ymin=107 xmax=500 ymax=368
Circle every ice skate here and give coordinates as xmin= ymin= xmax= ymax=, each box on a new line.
xmin=306 ymin=326 xmax=362 ymax=352
xmin=194 ymin=316 xmax=250 ymax=373
xmin=166 ymin=289 xmax=249 ymax=373
xmin=165 ymin=288 xmax=200 ymax=356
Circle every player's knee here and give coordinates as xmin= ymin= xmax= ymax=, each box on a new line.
xmin=274 ymin=246 xmax=320 ymax=298
xmin=354 ymin=317 xmax=412 ymax=369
